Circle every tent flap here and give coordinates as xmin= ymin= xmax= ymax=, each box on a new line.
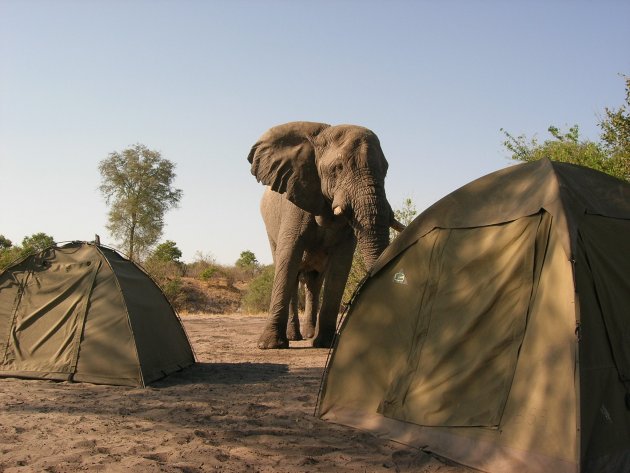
xmin=379 ymin=213 xmax=549 ymax=427
xmin=1 ymin=258 xmax=98 ymax=375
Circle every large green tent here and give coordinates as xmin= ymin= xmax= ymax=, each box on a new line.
xmin=317 ymin=159 xmax=630 ymax=473
xmin=0 ymin=241 xmax=195 ymax=387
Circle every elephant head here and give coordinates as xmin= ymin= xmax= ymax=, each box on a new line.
xmin=248 ymin=121 xmax=402 ymax=269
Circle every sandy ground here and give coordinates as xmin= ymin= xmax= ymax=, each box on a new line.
xmin=0 ymin=314 xmax=472 ymax=472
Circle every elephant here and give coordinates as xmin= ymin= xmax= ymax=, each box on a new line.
xmin=248 ymin=121 xmax=404 ymax=349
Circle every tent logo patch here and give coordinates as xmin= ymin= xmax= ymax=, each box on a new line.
xmin=393 ymin=270 xmax=407 ymax=285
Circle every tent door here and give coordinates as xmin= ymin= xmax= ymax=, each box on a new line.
xmin=1 ymin=258 xmax=100 ymax=377
xmin=379 ymin=212 xmax=551 ymax=427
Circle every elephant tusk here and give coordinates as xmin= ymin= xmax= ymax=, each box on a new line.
xmin=333 ymin=206 xmax=343 ymax=216
xmin=390 ymin=218 xmax=406 ymax=232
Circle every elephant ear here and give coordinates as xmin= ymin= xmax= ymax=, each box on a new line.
xmin=248 ymin=121 xmax=330 ymax=215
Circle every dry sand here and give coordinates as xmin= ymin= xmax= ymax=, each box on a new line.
xmin=0 ymin=314 xmax=472 ymax=472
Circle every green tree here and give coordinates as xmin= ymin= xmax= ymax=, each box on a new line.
xmin=21 ymin=232 xmax=55 ymax=256
xmin=599 ymin=75 xmax=630 ymax=181
xmin=98 ymin=144 xmax=183 ymax=260
xmin=0 ymin=235 xmax=12 ymax=250
xmin=151 ymin=240 xmax=183 ymax=263
xmin=502 ymin=124 xmax=628 ymax=183
xmin=0 ymin=247 xmax=20 ymax=270
xmin=144 ymin=240 xmax=184 ymax=306
xmin=236 ymin=250 xmax=259 ymax=270
xmin=0 ymin=232 xmax=54 ymax=269
xmin=390 ymin=197 xmax=417 ymax=241
xmin=502 ymin=75 xmax=630 ymax=183
xmin=0 ymin=235 xmax=18 ymax=269
xmin=501 ymin=125 xmax=612 ymax=171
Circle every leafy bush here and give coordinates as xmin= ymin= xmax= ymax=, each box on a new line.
xmin=161 ymin=277 xmax=185 ymax=307
xmin=144 ymin=258 xmax=183 ymax=281
xmin=241 ymin=265 xmax=274 ymax=314
xmin=0 ymin=232 xmax=55 ymax=270
xmin=199 ymin=265 xmax=239 ymax=289
xmin=200 ymin=266 xmax=218 ymax=281
xmin=0 ymin=246 xmax=21 ymax=271
xmin=186 ymin=251 xmax=216 ymax=278
xmin=142 ymin=254 xmax=185 ymax=307
xmin=21 ymin=232 xmax=55 ymax=255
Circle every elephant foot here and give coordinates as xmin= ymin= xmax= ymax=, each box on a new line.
xmin=286 ymin=327 xmax=303 ymax=341
xmin=311 ymin=331 xmax=336 ymax=349
xmin=257 ymin=332 xmax=289 ymax=349
xmin=301 ymin=326 xmax=316 ymax=339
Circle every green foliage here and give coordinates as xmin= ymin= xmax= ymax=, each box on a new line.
xmin=235 ymin=250 xmax=259 ymax=270
xmin=99 ymin=144 xmax=183 ymax=261
xmin=151 ymin=240 xmax=182 ymax=263
xmin=395 ymin=197 xmax=418 ymax=225
xmin=0 ymin=238 xmax=18 ymax=270
xmin=241 ymin=265 xmax=275 ymax=314
xmin=502 ymin=125 xmax=610 ymax=170
xmin=185 ymin=251 xmax=216 ymax=279
xmin=143 ymin=240 xmax=185 ymax=305
xmin=0 ymin=248 xmax=20 ymax=270
xmin=599 ymin=75 xmax=630 ymax=181
xmin=0 ymin=232 xmax=55 ymax=270
xmin=502 ymin=75 xmax=630 ymax=183
xmin=161 ymin=277 xmax=185 ymax=307
xmin=201 ymin=265 xmax=240 ymax=288
xmin=0 ymin=235 xmax=12 ymax=250
xmin=21 ymin=232 xmax=55 ymax=255
xmin=0 ymin=235 xmax=15 ymax=270
xmin=390 ymin=197 xmax=417 ymax=241
xmin=142 ymin=254 xmax=185 ymax=309
xmin=144 ymin=257 xmax=183 ymax=280
xmin=200 ymin=266 xmax=219 ymax=281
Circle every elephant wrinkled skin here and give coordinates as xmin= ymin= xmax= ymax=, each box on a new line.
xmin=248 ymin=122 xmax=403 ymax=349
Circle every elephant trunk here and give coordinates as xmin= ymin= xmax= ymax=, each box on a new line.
xmin=349 ymin=180 xmax=392 ymax=271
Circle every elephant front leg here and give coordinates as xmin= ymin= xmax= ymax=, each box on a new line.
xmin=258 ymin=238 xmax=306 ymax=349
xmin=312 ymin=238 xmax=356 ymax=348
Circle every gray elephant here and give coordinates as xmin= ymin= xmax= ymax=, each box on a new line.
xmin=248 ymin=121 xmax=403 ymax=349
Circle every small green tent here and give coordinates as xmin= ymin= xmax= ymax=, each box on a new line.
xmin=317 ymin=159 xmax=630 ymax=473
xmin=0 ymin=241 xmax=195 ymax=387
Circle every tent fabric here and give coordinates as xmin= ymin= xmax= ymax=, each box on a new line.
xmin=379 ymin=213 xmax=550 ymax=428
xmin=372 ymin=158 xmax=630 ymax=274
xmin=576 ymin=216 xmax=630 ymax=472
xmin=0 ymin=242 xmax=195 ymax=386
xmin=317 ymin=159 xmax=630 ymax=473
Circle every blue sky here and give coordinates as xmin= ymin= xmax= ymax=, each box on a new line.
xmin=1 ymin=0 xmax=628 ymax=264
